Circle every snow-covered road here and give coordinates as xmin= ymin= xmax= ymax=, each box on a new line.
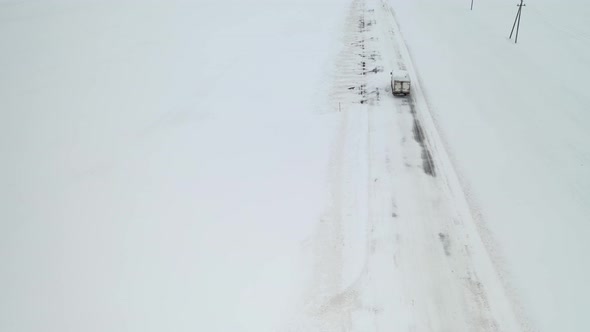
xmin=290 ymin=1 xmax=527 ymax=330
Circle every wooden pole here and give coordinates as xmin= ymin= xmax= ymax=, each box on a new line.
xmin=509 ymin=0 xmax=525 ymax=43
xmin=515 ymin=0 xmax=524 ymax=43
xmin=509 ymin=5 xmax=521 ymax=39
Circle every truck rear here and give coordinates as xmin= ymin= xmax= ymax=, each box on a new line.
xmin=391 ymin=70 xmax=411 ymax=96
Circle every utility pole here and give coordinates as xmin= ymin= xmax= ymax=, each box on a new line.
xmin=471 ymin=0 xmax=474 ymax=10
xmin=509 ymin=0 xmax=526 ymax=43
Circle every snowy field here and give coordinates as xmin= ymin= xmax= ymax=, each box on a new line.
xmin=1 ymin=0 xmax=589 ymax=331
xmin=1 ymin=1 xmax=348 ymax=330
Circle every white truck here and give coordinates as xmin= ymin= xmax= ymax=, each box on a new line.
xmin=391 ymin=70 xmax=411 ymax=96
